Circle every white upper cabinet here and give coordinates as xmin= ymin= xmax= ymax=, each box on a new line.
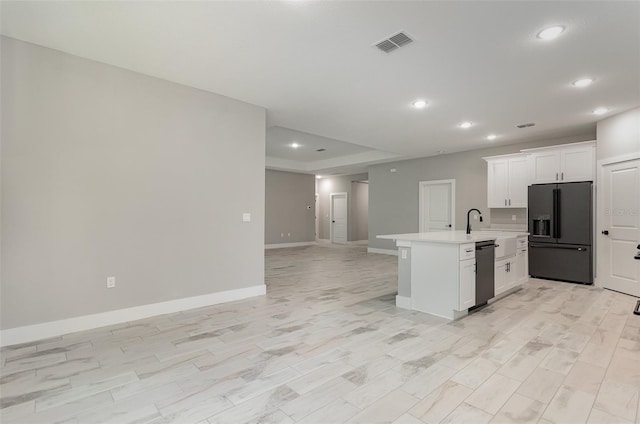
xmin=525 ymin=141 xmax=595 ymax=184
xmin=485 ymin=154 xmax=529 ymax=208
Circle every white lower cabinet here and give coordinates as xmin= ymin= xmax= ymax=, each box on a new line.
xmin=495 ymin=256 xmax=517 ymax=296
xmin=495 ymin=259 xmax=507 ymax=295
xmin=515 ymin=247 xmax=528 ymax=284
xmin=459 ymin=258 xmax=476 ymax=310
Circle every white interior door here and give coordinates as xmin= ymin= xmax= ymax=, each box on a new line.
xmin=419 ymin=180 xmax=455 ymax=232
xmin=330 ymin=193 xmax=347 ymax=244
xmin=598 ymin=159 xmax=640 ymax=296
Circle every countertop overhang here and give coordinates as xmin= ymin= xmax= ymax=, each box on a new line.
xmin=377 ymin=230 xmax=529 ymax=244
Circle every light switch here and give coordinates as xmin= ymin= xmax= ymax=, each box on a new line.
xmin=242 ymin=213 xmax=251 ymax=222
xmin=401 ymin=250 xmax=407 ymax=259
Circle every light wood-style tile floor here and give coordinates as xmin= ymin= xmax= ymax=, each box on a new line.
xmin=1 ymin=243 xmax=639 ymax=424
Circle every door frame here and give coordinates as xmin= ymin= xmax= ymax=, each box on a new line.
xmin=330 ymin=192 xmax=348 ymax=244
xmin=595 ymin=151 xmax=640 ymax=288
xmin=419 ymin=179 xmax=456 ymax=232
xmin=315 ymin=193 xmax=319 ymax=240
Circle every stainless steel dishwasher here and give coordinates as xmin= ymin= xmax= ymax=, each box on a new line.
xmin=473 ymin=240 xmax=496 ymax=308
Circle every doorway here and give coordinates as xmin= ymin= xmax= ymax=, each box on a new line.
xmin=419 ymin=179 xmax=455 ymax=232
xmin=598 ymin=157 xmax=640 ymax=296
xmin=330 ymin=192 xmax=348 ymax=244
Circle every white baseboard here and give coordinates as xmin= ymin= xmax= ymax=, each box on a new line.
xmin=265 ymin=241 xmax=317 ymax=249
xmin=396 ymin=295 xmax=411 ymax=309
xmin=0 ymin=284 xmax=266 ymax=347
xmin=367 ymin=247 xmax=398 ymax=256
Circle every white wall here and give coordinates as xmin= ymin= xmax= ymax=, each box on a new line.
xmin=1 ymin=37 xmax=266 ymax=330
xmin=596 ymin=107 xmax=640 ymax=160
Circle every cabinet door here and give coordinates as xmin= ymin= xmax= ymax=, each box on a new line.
xmin=515 ymin=248 xmax=528 ymax=284
xmin=505 ymin=258 xmax=518 ymax=289
xmin=530 ymin=151 xmax=560 ymax=184
xmin=488 ymin=160 xmax=509 ymax=208
xmin=494 ymin=259 xmax=507 ymax=296
xmin=458 ymin=258 xmax=476 ymax=310
xmin=508 ymin=157 xmax=529 ymax=207
xmin=560 ymin=147 xmax=594 ymax=182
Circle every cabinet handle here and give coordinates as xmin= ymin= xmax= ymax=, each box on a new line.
xmin=504 ymin=199 xmax=507 ymax=206
xmin=561 ymin=172 xmax=564 ymax=180
xmin=509 ymin=199 xmax=511 ymax=206
xmin=556 ymin=172 xmax=558 ymax=181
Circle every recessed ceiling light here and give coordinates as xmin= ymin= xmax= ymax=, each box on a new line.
xmin=573 ymin=78 xmax=593 ymax=88
xmin=412 ymin=100 xmax=428 ymax=109
xmin=316 ymin=175 xmax=322 ymax=179
xmin=458 ymin=121 xmax=473 ymax=129
xmin=487 ymin=134 xmax=497 ymax=140
xmin=537 ymin=26 xmax=565 ymax=40
xmin=290 ymin=142 xmax=300 ymax=148
xmin=593 ymin=107 xmax=609 ymax=115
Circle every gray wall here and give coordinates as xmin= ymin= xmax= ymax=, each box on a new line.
xmin=351 ymin=181 xmax=369 ymax=242
xmin=596 ymin=107 xmax=640 ymax=160
xmin=265 ymin=170 xmax=315 ymax=245
xmin=316 ymin=173 xmax=368 ymax=241
xmin=369 ymin=134 xmax=595 ymax=250
xmin=1 ymin=37 xmax=266 ymax=329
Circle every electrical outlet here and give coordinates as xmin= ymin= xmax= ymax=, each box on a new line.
xmin=281 ymin=233 xmax=284 ymax=237
xmin=512 ymin=215 xmax=517 ymax=221
xmin=242 ymin=213 xmax=251 ymax=222
xmin=401 ymin=250 xmax=408 ymax=259
xmin=287 ymin=233 xmax=291 ymax=237
xmin=107 ymin=276 xmax=116 ymax=289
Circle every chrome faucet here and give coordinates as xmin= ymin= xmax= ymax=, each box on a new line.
xmin=466 ymin=208 xmax=483 ymax=234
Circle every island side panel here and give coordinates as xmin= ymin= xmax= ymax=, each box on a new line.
xmin=410 ymin=242 xmax=460 ymax=319
xmin=396 ymin=243 xmax=412 ymax=309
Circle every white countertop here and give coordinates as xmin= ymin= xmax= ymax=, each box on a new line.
xmin=377 ymin=230 xmax=528 ymax=244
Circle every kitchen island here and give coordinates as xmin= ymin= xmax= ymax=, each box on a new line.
xmin=378 ymin=230 xmax=528 ymax=320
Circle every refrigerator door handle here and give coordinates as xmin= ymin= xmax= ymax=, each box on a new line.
xmin=552 ymin=188 xmax=558 ymax=238
xmin=530 ymin=243 xmax=588 ymax=251
xmin=556 ymin=188 xmax=561 ymax=239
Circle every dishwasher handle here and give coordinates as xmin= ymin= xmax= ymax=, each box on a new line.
xmin=476 ymin=244 xmax=497 ymax=250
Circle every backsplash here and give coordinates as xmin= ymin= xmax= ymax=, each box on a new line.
xmin=490 ymin=208 xmax=528 ymax=226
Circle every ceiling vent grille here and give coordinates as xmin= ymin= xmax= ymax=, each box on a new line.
xmin=375 ymin=31 xmax=413 ymax=53
xmin=516 ymin=122 xmax=536 ymax=128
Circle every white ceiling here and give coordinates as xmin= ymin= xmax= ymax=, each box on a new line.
xmin=267 ymin=126 xmax=375 ymax=162
xmin=2 ymin=1 xmax=639 ymax=174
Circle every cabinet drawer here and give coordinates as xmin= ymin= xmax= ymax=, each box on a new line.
xmin=460 ymin=243 xmax=475 ymax=260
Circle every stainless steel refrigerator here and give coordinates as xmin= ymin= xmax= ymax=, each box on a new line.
xmin=528 ymin=182 xmax=593 ymax=284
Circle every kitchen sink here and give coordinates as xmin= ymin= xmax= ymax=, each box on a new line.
xmin=495 ymin=236 xmax=517 ymax=259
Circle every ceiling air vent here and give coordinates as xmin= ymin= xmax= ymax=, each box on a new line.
xmin=375 ymin=31 xmax=413 ymax=53
xmin=516 ymin=122 xmax=536 ymax=129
